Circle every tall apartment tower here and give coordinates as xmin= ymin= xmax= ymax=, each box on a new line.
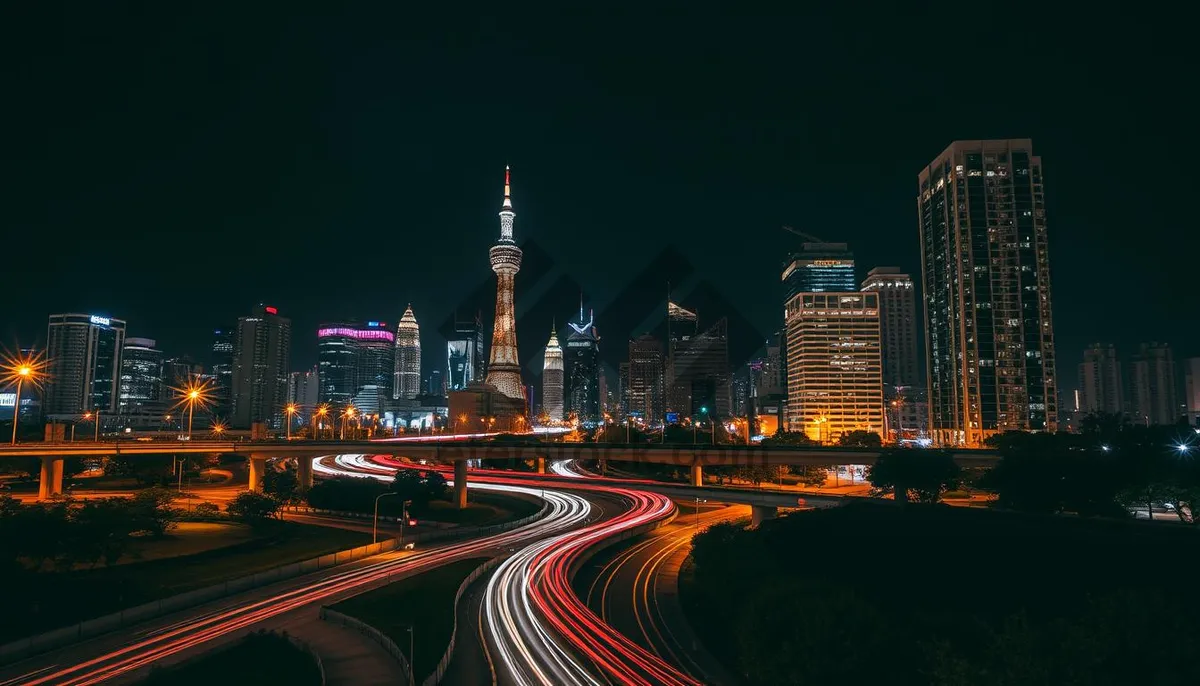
xmin=484 ymin=166 xmax=525 ymax=402
xmin=394 ymin=305 xmax=421 ymax=399
xmin=918 ymin=139 xmax=1058 ymax=447
xmin=118 ymin=337 xmax=164 ymax=414
xmin=1183 ymin=357 xmax=1200 ymax=426
xmin=861 ymin=268 xmax=919 ymax=390
xmin=782 ymin=242 xmax=856 ymax=303
xmin=210 ymin=329 xmax=234 ymax=417
xmin=1078 ymin=344 xmax=1123 ymax=416
xmin=541 ymin=326 xmax=564 ymax=422
xmin=785 ymin=293 xmax=883 ymax=443
xmin=43 ymin=313 xmax=127 ymax=417
xmin=1131 ymin=343 xmax=1178 ymax=426
xmin=231 ymin=305 xmax=291 ymax=428
xmin=447 ymin=313 xmax=486 ymax=391
xmin=628 ymin=334 xmax=665 ymax=422
xmin=565 ymin=306 xmax=601 ymax=423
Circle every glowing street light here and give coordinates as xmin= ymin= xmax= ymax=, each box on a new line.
xmin=171 ymin=376 xmax=213 ymax=440
xmin=1176 ymin=444 xmax=1192 ymax=455
xmin=341 ymin=405 xmax=357 ymax=440
xmin=210 ymin=420 xmax=228 ymax=439
xmin=284 ymin=403 xmax=299 ymax=440
xmin=313 ymin=403 xmax=330 ymax=439
xmin=2 ymin=351 xmax=47 ymax=445
xmin=83 ymin=411 xmax=100 ymax=442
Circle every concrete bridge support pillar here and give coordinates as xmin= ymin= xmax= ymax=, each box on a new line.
xmin=38 ymin=455 xmax=64 ymax=500
xmin=751 ymin=505 xmax=778 ymax=527
xmin=296 ymin=456 xmax=313 ymax=490
xmin=690 ymin=463 xmax=703 ymax=487
xmin=536 ymin=456 xmax=546 ymax=474
xmin=454 ymin=459 xmax=469 ymax=509
xmin=248 ymin=455 xmax=267 ymax=493
xmin=599 ymin=458 xmax=607 ymax=476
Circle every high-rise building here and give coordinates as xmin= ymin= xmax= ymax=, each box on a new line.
xmin=231 ymin=305 xmax=291 ymax=428
xmin=210 ymin=329 xmax=234 ymax=417
xmin=565 ymin=307 xmax=601 ymax=423
xmin=1184 ymin=358 xmax=1200 ymax=426
xmin=1078 ymin=344 xmax=1124 ymax=417
xmin=919 ymin=139 xmax=1058 ymax=446
xmin=627 ymin=334 xmax=664 ymax=422
xmin=427 ymin=369 xmax=444 ymax=397
xmin=43 ymin=313 xmax=127 ymax=417
xmin=118 ymin=337 xmax=164 ymax=414
xmin=484 ymin=166 xmax=525 ymax=402
xmin=394 ymin=306 xmax=421 ymax=399
xmin=541 ymin=326 xmax=564 ymax=422
xmin=782 ymin=241 xmax=855 ymax=303
xmin=287 ymin=366 xmax=320 ymax=410
xmin=618 ymin=362 xmax=630 ymax=419
xmin=785 ymin=293 xmax=883 ymax=443
xmin=667 ymin=302 xmax=730 ymax=419
xmin=447 ymin=313 xmax=486 ymax=391
xmin=318 ymin=322 xmax=395 ymax=407
xmin=861 ymin=267 xmax=919 ymax=390
xmin=1131 ymin=343 xmax=1178 ymax=426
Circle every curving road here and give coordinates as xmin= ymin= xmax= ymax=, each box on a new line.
xmin=0 ymin=461 xmax=587 ymax=686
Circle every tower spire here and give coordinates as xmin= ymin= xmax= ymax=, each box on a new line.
xmin=502 ymin=165 xmax=512 ymax=210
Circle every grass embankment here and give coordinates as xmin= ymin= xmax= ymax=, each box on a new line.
xmin=140 ymin=630 xmax=321 ymax=686
xmin=5 ymin=520 xmax=370 ymax=642
xmin=681 ymin=501 xmax=1200 ymax=685
xmin=331 ymin=557 xmax=490 ymax=682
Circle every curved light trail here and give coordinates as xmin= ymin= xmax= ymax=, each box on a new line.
xmin=10 ymin=458 xmax=584 ymax=686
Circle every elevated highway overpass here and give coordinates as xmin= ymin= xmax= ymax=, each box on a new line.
xmin=0 ymin=438 xmax=999 ymax=502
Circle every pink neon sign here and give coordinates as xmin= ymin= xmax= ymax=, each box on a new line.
xmin=318 ymin=327 xmax=395 ymax=342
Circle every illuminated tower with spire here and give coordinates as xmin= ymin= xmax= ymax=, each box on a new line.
xmin=484 ymin=166 xmax=526 ymax=401
xmin=542 ymin=324 xmax=564 ymax=422
xmin=393 ymin=304 xmax=421 ymax=399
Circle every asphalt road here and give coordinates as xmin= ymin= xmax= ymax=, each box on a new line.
xmin=574 ymin=502 xmax=749 ymax=686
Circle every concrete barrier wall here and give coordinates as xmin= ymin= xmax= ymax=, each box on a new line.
xmin=423 ymin=557 xmax=502 ymax=686
xmin=320 ymin=606 xmax=412 ymax=685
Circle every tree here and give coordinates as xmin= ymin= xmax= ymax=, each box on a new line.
xmin=192 ymin=502 xmax=221 ymax=518
xmin=867 ymin=449 xmax=961 ymax=503
xmin=72 ymin=497 xmax=137 ymax=567
xmin=391 ymin=469 xmax=451 ymax=509
xmin=263 ymin=464 xmax=300 ymax=504
xmin=761 ymin=431 xmax=817 ymax=447
xmin=838 ymin=430 xmax=882 ymax=448
xmin=227 ymin=491 xmax=281 ymax=520
xmin=307 ymin=475 xmax=389 ymax=513
xmin=789 ymin=464 xmax=828 ymax=487
xmin=735 ymin=464 xmax=775 ymax=487
xmin=130 ymin=487 xmax=179 ymax=536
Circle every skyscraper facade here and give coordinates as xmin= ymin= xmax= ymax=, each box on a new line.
xmin=318 ymin=322 xmax=395 ymax=407
xmin=666 ymin=302 xmax=730 ymax=419
xmin=1131 ymin=343 xmax=1177 ymax=426
xmin=784 ymin=293 xmax=883 ymax=443
xmin=394 ymin=305 xmax=421 ymax=399
xmin=782 ymin=242 xmax=856 ymax=302
xmin=861 ymin=267 xmax=919 ymax=390
xmin=919 ymin=139 xmax=1058 ymax=447
xmin=447 ymin=313 xmax=486 ymax=391
xmin=287 ymin=366 xmax=320 ymax=410
xmin=1078 ymin=344 xmax=1124 ymax=416
xmin=1184 ymin=358 xmax=1200 ymax=426
xmin=231 ymin=305 xmax=291 ymax=428
xmin=565 ymin=308 xmax=600 ymax=423
xmin=484 ymin=166 xmax=525 ymax=402
xmin=210 ymin=329 xmax=234 ymax=417
xmin=43 ymin=313 xmax=127 ymax=416
xmin=541 ymin=326 xmax=564 ymax=422
xmin=627 ymin=334 xmax=664 ymax=422
xmin=118 ymin=337 xmax=164 ymax=414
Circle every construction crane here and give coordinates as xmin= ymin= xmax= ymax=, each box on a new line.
xmin=781 ymin=225 xmax=828 ymax=244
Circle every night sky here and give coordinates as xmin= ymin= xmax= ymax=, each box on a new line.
xmin=3 ymin=6 xmax=1193 ymax=395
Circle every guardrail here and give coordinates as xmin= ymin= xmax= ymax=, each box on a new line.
xmin=423 ymin=557 xmax=502 ymax=686
xmin=282 ymin=505 xmax=458 ymax=529
xmin=320 ymin=607 xmax=412 ymax=685
xmin=0 ymin=499 xmax=552 ymax=666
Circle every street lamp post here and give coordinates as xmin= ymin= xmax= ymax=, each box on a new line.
xmin=284 ymin=403 xmax=298 ymax=440
xmin=4 ymin=352 xmax=46 ymax=445
xmin=373 ymin=493 xmax=412 ymax=544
